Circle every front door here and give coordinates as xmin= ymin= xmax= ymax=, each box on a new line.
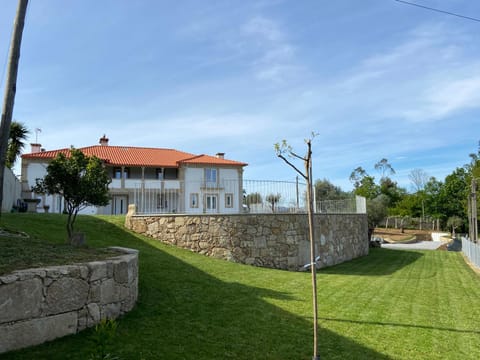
xmin=113 ymin=195 xmax=128 ymax=215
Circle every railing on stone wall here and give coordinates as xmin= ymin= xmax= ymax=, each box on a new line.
xmin=132 ymin=178 xmax=366 ymax=215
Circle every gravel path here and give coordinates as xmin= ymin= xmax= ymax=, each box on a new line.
xmin=381 ymin=241 xmax=443 ymax=251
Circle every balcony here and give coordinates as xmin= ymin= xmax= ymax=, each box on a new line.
xmin=109 ymin=178 xmax=180 ymax=190
xmin=145 ymin=180 xmax=181 ymax=190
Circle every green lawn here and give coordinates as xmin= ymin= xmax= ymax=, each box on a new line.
xmin=1 ymin=213 xmax=479 ymax=360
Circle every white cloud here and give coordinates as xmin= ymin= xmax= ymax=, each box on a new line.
xmin=241 ymin=15 xmax=299 ymax=82
xmin=335 ymin=22 xmax=480 ymax=123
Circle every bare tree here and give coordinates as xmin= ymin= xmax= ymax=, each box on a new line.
xmin=275 ymin=133 xmax=320 ymax=360
xmin=409 ymin=168 xmax=429 ymax=192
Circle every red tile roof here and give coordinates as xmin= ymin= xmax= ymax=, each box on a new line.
xmin=179 ymin=154 xmax=247 ymax=167
xmin=22 ymin=145 xmax=247 ymax=168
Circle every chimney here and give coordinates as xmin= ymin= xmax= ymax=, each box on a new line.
xmin=99 ymin=134 xmax=109 ymax=146
xmin=216 ymin=152 xmax=225 ymax=159
xmin=30 ymin=143 xmax=42 ymax=153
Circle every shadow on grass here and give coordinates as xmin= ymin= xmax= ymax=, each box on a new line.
xmin=320 ymin=248 xmax=424 ymax=276
xmin=1 ymin=214 xmax=392 ymax=360
xmin=320 ymin=316 xmax=480 ymax=335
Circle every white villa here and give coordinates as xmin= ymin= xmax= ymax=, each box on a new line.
xmin=20 ymin=135 xmax=247 ymax=215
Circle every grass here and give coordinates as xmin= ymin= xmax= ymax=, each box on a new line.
xmin=1 ymin=213 xmax=480 ymax=359
xmin=0 ymin=217 xmax=117 ymax=275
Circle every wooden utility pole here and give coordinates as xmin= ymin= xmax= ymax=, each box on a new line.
xmin=0 ymin=0 xmax=29 ymax=215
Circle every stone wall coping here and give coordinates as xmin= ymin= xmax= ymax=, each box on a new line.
xmin=1 ymin=246 xmax=137 ymax=281
xmin=0 ymin=246 xmax=139 ymax=354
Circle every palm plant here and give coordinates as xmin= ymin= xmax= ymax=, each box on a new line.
xmin=6 ymin=121 xmax=29 ymax=168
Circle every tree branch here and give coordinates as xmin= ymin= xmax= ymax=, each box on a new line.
xmin=289 ymin=151 xmax=306 ymax=162
xmin=277 ymin=154 xmax=307 ymax=180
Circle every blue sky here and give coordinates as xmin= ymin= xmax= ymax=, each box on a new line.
xmin=1 ymin=0 xmax=479 ymax=191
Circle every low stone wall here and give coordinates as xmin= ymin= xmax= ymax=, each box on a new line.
xmin=126 ymin=207 xmax=368 ymax=271
xmin=0 ymin=247 xmax=138 ymax=354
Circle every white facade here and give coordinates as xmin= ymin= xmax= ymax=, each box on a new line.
xmin=182 ymin=166 xmax=243 ymax=214
xmin=21 ymin=153 xmax=246 ymax=215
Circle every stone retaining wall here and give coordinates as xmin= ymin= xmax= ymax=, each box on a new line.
xmin=126 ymin=207 xmax=368 ymax=271
xmin=0 ymin=247 xmax=138 ymax=354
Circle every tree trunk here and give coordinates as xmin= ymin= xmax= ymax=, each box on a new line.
xmin=0 ymin=0 xmax=28 ymax=216
xmin=305 ymin=143 xmax=319 ymax=360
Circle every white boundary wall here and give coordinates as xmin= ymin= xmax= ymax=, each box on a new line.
xmin=462 ymin=237 xmax=480 ymax=270
xmin=2 ymin=167 xmax=21 ymax=212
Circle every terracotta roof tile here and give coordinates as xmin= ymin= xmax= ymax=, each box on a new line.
xmin=22 ymin=146 xmax=247 ymax=168
xmin=179 ymin=154 xmax=247 ymax=167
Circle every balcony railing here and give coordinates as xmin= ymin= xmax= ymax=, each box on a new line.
xmin=109 ymin=178 xmax=180 ymax=190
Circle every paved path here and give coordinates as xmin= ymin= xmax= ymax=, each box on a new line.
xmin=381 ymin=241 xmax=443 ymax=251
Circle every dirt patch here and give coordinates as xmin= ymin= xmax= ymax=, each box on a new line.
xmin=374 ymin=228 xmax=433 ymax=242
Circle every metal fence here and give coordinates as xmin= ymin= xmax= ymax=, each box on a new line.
xmin=131 ymin=178 xmax=366 ymax=215
xmin=316 ymin=196 xmax=366 ymax=214
xmin=462 ymin=237 xmax=480 ymax=270
xmin=243 ymin=179 xmax=307 ymax=213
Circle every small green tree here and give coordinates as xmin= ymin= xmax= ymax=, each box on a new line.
xmin=314 ymin=178 xmax=349 ymax=200
xmin=245 ymin=192 xmax=262 ymax=206
xmin=447 ymin=216 xmax=463 ymax=238
xmin=33 ymin=148 xmax=111 ymax=243
xmin=265 ymin=193 xmax=281 ymax=212
xmin=366 ymin=194 xmax=389 ymax=239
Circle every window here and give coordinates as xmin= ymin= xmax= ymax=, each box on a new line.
xmin=206 ymin=194 xmax=217 ymax=210
xmin=156 ymin=168 xmax=164 ymax=180
xmin=114 ymin=167 xmax=130 ymax=179
xmin=225 ymin=193 xmax=233 ymax=208
xmin=164 ymin=168 xmax=178 ymax=180
xmin=190 ymin=193 xmax=199 ymax=208
xmin=205 ymin=168 xmax=217 ymax=186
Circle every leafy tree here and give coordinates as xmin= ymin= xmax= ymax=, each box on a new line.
xmin=423 ymin=176 xmax=443 ymax=218
xmin=265 ymin=193 xmax=281 ymax=213
xmin=314 ymin=178 xmax=349 ymax=200
xmin=354 ymin=175 xmax=379 ymax=200
xmin=374 ymin=158 xmax=395 ymax=180
xmin=379 ymin=177 xmax=406 ymax=208
xmin=390 ymin=193 xmax=423 ymax=218
xmin=366 ymin=194 xmax=389 ymax=239
xmin=244 ymin=192 xmax=262 ymax=205
xmin=349 ymin=167 xmax=381 ymax=200
xmin=6 ymin=120 xmax=29 ymax=168
xmin=349 ymin=166 xmax=367 ymax=189
xmin=447 ymin=216 xmax=463 ymax=238
xmin=33 ymin=148 xmax=111 ymax=243
xmin=439 ymin=167 xmax=469 ymax=225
